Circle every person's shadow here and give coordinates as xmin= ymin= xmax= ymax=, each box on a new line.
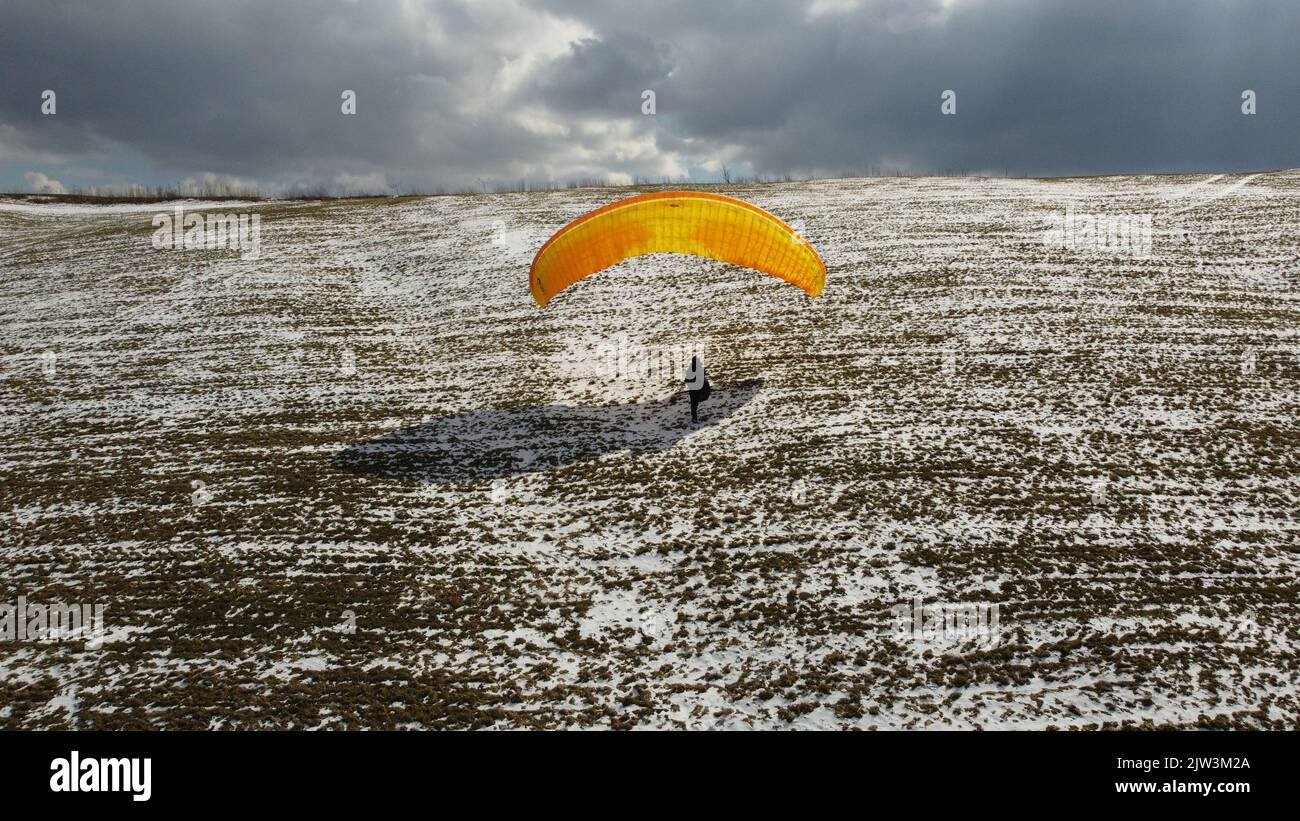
xmin=333 ymin=379 xmax=764 ymax=483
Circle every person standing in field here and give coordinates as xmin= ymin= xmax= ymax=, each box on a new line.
xmin=684 ymin=355 xmax=711 ymax=423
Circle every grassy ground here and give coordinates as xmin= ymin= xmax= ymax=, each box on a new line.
xmin=1 ymin=172 xmax=1297 ymax=729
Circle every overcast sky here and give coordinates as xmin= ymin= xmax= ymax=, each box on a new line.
xmin=1 ymin=0 xmax=1296 ymax=195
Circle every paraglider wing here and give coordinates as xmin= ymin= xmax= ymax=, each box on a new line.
xmin=528 ymin=190 xmax=826 ymax=308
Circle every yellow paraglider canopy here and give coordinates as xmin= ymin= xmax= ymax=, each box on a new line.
xmin=529 ymin=190 xmax=826 ymax=308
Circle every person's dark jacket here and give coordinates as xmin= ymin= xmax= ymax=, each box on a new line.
xmin=685 ymin=359 xmax=710 ymax=401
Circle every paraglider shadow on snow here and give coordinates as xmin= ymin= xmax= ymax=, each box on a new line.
xmin=332 ymin=379 xmax=764 ymax=483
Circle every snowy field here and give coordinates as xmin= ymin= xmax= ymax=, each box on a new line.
xmin=2 ymin=172 xmax=1298 ymax=729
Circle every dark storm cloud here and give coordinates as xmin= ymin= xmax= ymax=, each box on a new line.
xmin=0 ymin=0 xmax=591 ymax=192
xmin=531 ymin=0 xmax=1300 ymax=176
xmin=526 ymin=35 xmax=675 ymax=118
xmin=1 ymin=0 xmax=1296 ymax=193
